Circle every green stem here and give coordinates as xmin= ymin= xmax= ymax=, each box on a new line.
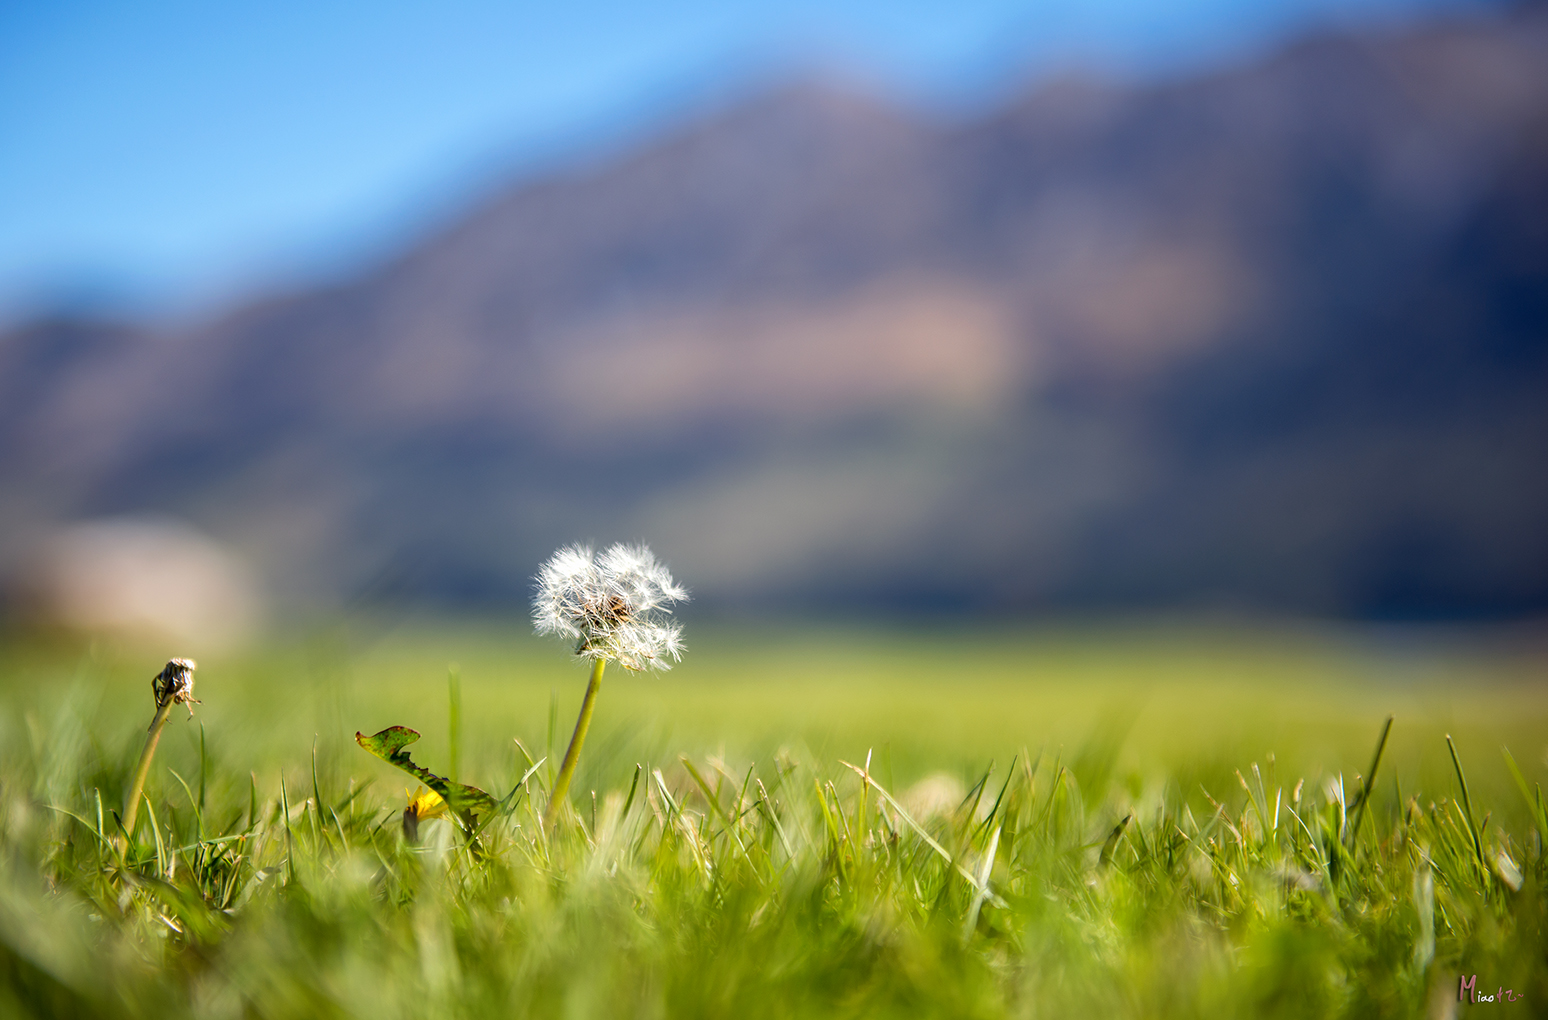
xmin=121 ymin=700 xmax=174 ymax=845
xmin=448 ymin=664 xmax=462 ymax=783
xmin=543 ymin=658 xmax=605 ymax=832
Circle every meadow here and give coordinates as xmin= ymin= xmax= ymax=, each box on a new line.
xmin=1 ymin=617 xmax=1545 ymax=1017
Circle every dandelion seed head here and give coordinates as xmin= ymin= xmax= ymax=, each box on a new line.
xmin=533 ymin=543 xmax=688 ymax=671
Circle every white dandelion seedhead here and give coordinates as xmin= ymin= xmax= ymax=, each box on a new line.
xmin=533 ymin=543 xmax=688 ymax=671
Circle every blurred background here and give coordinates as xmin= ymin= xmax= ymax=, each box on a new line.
xmin=2 ymin=0 xmax=1546 ymax=652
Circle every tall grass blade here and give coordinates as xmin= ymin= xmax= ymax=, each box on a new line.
xmin=814 ymin=777 xmax=842 ymax=854
xmin=1445 ymin=734 xmax=1487 ymax=878
xmin=963 ymin=825 xmax=1002 ymax=940
xmin=310 ymin=738 xmax=324 ymax=848
xmin=166 ymin=768 xmax=203 ymax=842
xmin=448 ymin=664 xmax=462 ymax=783
xmin=1345 ymin=715 xmax=1393 ymax=850
xmin=1501 ymin=746 xmax=1548 ymax=841
xmin=1099 ymin=814 xmax=1132 ymax=869
xmin=144 ymin=794 xmax=168 ymax=879
xmin=857 ymin=749 xmax=872 ymax=839
xmin=681 ymin=756 xmax=731 ymax=829
xmin=622 ymin=764 xmax=643 ymax=818
xmin=279 ymin=773 xmax=295 ymax=885
xmin=247 ymin=771 xmax=259 ymax=834
xmin=546 ymin=691 xmax=558 ymax=786
xmin=755 ymin=779 xmax=796 ymax=860
xmin=976 ymin=754 xmax=1017 ymax=837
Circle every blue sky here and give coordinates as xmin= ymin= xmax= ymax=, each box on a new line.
xmin=0 ymin=0 xmax=1493 ymax=321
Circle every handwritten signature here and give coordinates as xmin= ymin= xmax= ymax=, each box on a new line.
xmin=1460 ymin=974 xmax=1522 ymax=1004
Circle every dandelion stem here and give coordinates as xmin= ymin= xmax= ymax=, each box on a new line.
xmin=544 ymin=657 xmax=605 ymax=832
xmin=121 ymin=700 xmax=174 ymax=846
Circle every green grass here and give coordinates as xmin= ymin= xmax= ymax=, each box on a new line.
xmin=1 ymin=619 xmax=1545 ymax=1017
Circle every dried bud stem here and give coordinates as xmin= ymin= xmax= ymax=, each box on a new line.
xmin=120 ymin=700 xmax=174 ymax=846
xmin=119 ymin=659 xmax=197 ymax=850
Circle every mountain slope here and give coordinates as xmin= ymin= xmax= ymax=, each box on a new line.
xmin=3 ymin=7 xmax=1546 ymax=617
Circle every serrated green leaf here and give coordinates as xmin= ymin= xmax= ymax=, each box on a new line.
xmin=355 ymin=726 xmax=498 ymax=839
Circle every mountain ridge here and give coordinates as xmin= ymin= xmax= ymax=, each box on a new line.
xmin=3 ymin=6 xmax=1546 ymax=618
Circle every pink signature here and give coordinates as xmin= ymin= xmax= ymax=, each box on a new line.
xmin=1460 ymin=974 xmax=1522 ymax=1004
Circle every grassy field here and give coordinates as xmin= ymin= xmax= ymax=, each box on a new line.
xmin=1 ymin=618 xmax=1545 ymax=1017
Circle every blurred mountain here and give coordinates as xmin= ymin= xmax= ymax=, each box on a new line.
xmin=3 ymin=6 xmax=1546 ymax=619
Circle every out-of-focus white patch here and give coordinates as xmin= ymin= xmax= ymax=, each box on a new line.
xmin=14 ymin=517 xmax=264 ymax=652
xmin=900 ymin=773 xmax=967 ymax=823
xmin=1494 ymin=850 xmax=1523 ymax=892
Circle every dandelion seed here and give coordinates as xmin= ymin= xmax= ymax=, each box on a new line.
xmin=533 ymin=542 xmax=688 ymax=671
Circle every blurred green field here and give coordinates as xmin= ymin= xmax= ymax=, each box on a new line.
xmin=5 ymin=617 xmax=1545 ymax=820
xmin=4 ymin=617 xmax=1547 ymax=1019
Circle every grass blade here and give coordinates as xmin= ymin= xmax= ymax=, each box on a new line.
xmin=1445 ymin=734 xmax=1487 ymax=878
xmin=1345 ymin=715 xmax=1393 ymax=850
xmin=448 ymin=663 xmax=462 ymax=783
xmin=1501 ymin=746 xmax=1548 ymax=841
xmin=963 ymin=825 xmax=1002 ymax=940
xmin=840 ymin=760 xmax=1006 ymax=908
xmin=681 ymin=755 xmax=732 ymax=829
xmin=280 ymin=773 xmax=295 ymax=885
